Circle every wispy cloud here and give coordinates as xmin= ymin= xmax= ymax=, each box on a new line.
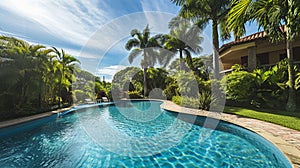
xmin=97 ymin=65 xmax=127 ymax=75
xmin=96 ymin=65 xmax=128 ymax=82
xmin=0 ymin=0 xmax=182 ymax=78
xmin=0 ymin=0 xmax=111 ymax=47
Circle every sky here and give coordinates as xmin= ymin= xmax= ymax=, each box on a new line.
xmin=0 ymin=0 xmax=259 ymax=82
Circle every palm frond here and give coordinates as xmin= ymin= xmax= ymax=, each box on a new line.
xmin=125 ymin=38 xmax=140 ymax=50
xmin=170 ymin=0 xmax=186 ymax=6
xmin=128 ymin=48 xmax=142 ymax=64
xmin=227 ymin=0 xmax=252 ymax=39
xmin=158 ymin=48 xmax=177 ymax=67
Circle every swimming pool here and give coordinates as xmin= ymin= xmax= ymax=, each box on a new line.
xmin=0 ymin=100 xmax=292 ymax=167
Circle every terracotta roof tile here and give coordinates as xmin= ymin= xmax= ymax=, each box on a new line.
xmin=219 ymin=31 xmax=267 ymax=53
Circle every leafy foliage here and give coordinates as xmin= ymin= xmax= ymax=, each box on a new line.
xmin=161 ymin=17 xmax=202 ymax=70
xmin=221 ymin=61 xmax=296 ymax=109
xmin=172 ymin=96 xmax=199 ymax=109
xmin=227 ymin=0 xmax=300 ymax=111
xmin=0 ymin=36 xmax=109 ymax=121
xmin=125 ymin=25 xmax=164 ymax=96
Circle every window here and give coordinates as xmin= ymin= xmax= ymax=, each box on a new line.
xmin=241 ymin=56 xmax=248 ymax=67
xmin=257 ymin=53 xmax=269 ymax=65
xmin=280 ymin=53 xmax=287 ymax=61
xmin=293 ymin=47 xmax=300 ymax=61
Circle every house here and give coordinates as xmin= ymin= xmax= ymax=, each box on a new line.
xmin=219 ymin=30 xmax=300 ymax=73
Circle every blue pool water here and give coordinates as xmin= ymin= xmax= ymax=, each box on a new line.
xmin=0 ymin=100 xmax=292 ymax=167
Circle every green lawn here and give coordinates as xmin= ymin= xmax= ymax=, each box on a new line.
xmin=223 ymin=106 xmax=300 ymax=131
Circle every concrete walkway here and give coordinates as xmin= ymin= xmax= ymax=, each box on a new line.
xmin=161 ymin=100 xmax=300 ymax=168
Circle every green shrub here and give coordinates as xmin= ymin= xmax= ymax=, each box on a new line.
xmin=172 ymin=96 xmax=199 ymax=109
xmin=127 ymin=91 xmax=143 ymax=99
xmin=172 ymin=95 xmax=182 ymax=105
xmin=199 ymin=90 xmax=213 ymax=111
xmin=221 ymin=71 xmax=257 ymax=102
xmin=74 ymin=90 xmax=88 ymax=103
xmin=164 ymin=83 xmax=179 ymax=100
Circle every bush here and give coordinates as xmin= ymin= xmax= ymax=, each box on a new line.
xmin=127 ymin=91 xmax=143 ymax=99
xmin=172 ymin=96 xmax=199 ymax=109
xmin=74 ymin=90 xmax=88 ymax=103
xmin=221 ymin=71 xmax=257 ymax=102
xmin=199 ymin=90 xmax=213 ymax=111
xmin=164 ymin=83 xmax=179 ymax=100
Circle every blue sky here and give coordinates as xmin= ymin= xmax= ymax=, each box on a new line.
xmin=0 ymin=0 xmax=259 ymax=82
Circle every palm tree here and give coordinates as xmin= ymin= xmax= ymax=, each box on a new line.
xmin=227 ymin=0 xmax=300 ymax=111
xmin=171 ymin=0 xmax=231 ymax=79
xmin=0 ymin=36 xmax=54 ymax=110
xmin=52 ymin=47 xmax=79 ymax=107
xmin=162 ymin=17 xmax=202 ymax=70
xmin=125 ymin=25 xmax=162 ymax=97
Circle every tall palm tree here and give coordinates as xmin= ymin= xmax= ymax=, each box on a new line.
xmin=162 ymin=17 xmax=202 ymax=70
xmin=125 ymin=25 xmax=162 ymax=97
xmin=171 ymin=0 xmax=231 ymax=79
xmin=0 ymin=36 xmax=52 ymax=110
xmin=52 ymin=47 xmax=79 ymax=107
xmin=227 ymin=0 xmax=300 ymax=111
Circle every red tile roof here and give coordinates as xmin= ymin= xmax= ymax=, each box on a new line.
xmin=219 ymin=26 xmax=287 ymax=53
xmin=219 ymin=31 xmax=267 ymax=53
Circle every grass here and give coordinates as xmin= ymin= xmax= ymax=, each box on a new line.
xmin=223 ymin=106 xmax=300 ymax=131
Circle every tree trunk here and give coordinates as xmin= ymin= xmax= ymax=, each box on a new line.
xmin=212 ymin=19 xmax=220 ymax=80
xmin=179 ymin=49 xmax=184 ymax=71
xmin=143 ymin=67 xmax=148 ymax=97
xmin=286 ymin=40 xmax=296 ymax=112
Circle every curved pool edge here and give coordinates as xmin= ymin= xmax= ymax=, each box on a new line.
xmin=0 ymin=102 xmax=114 ymax=129
xmin=159 ymin=100 xmax=300 ymax=168
xmin=0 ymin=99 xmax=299 ymax=167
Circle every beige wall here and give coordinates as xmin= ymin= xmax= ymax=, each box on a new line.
xmin=220 ymin=36 xmax=300 ymax=71
xmin=268 ymin=51 xmax=281 ymax=65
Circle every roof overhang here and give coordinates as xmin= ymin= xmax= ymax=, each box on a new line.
xmin=220 ymin=42 xmax=256 ymax=58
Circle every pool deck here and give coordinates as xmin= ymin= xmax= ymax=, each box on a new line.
xmin=0 ymin=107 xmax=73 ymax=129
xmin=160 ymin=100 xmax=300 ymax=168
xmin=0 ymin=100 xmax=299 ymax=167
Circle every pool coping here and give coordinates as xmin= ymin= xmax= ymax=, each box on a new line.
xmin=0 ymin=100 xmax=299 ymax=167
xmin=160 ymin=100 xmax=300 ymax=168
xmin=0 ymin=106 xmax=74 ymax=129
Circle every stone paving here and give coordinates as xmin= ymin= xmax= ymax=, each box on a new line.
xmin=161 ymin=100 xmax=300 ymax=168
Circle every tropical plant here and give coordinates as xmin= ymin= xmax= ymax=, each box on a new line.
xmin=147 ymin=67 xmax=169 ymax=91
xmin=0 ymin=35 xmax=111 ymax=120
xmin=221 ymin=70 xmax=257 ymax=102
xmin=169 ymin=57 xmax=209 ymax=80
xmin=125 ymin=25 xmax=163 ymax=96
xmin=171 ymin=0 xmax=231 ymax=79
xmin=161 ymin=17 xmax=202 ymax=70
xmin=227 ymin=0 xmax=300 ymax=111
xmin=52 ymin=47 xmax=79 ymax=107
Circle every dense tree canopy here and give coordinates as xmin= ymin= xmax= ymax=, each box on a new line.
xmin=0 ymin=36 xmax=109 ymax=120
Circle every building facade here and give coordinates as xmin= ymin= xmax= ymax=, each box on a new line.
xmin=219 ymin=31 xmax=300 ymax=73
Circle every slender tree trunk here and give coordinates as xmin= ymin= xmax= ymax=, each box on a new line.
xmin=212 ymin=19 xmax=220 ymax=79
xmin=143 ymin=67 xmax=148 ymax=97
xmin=179 ymin=49 xmax=184 ymax=71
xmin=59 ymin=69 xmax=64 ymax=108
xmin=286 ymin=40 xmax=296 ymax=112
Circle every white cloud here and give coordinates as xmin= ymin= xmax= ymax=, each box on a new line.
xmin=0 ymin=0 xmax=109 ymax=47
xmin=80 ymin=11 xmax=175 ymax=59
xmin=97 ymin=65 xmax=127 ymax=76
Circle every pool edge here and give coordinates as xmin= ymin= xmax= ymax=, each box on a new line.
xmin=0 ymin=102 xmax=114 ymax=129
xmin=0 ymin=99 xmax=299 ymax=167
xmin=160 ymin=100 xmax=300 ymax=168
